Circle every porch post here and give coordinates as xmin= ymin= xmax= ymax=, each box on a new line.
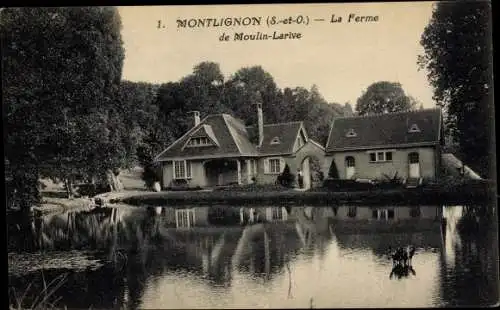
xmin=246 ymin=159 xmax=252 ymax=184
xmin=237 ymin=159 xmax=242 ymax=185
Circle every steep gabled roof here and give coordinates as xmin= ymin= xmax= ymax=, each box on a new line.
xmin=223 ymin=114 xmax=258 ymax=155
xmin=246 ymin=121 xmax=304 ymax=155
xmin=325 ymin=108 xmax=442 ymax=152
xmin=186 ymin=124 xmax=220 ymax=146
xmin=155 ymin=114 xmax=258 ymax=161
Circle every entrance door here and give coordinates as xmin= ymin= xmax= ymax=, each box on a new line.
xmin=408 ymin=152 xmax=420 ymax=178
xmin=345 ymin=156 xmax=356 ymax=179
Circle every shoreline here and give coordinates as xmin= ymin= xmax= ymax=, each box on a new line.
xmin=111 ymin=187 xmax=492 ymax=207
xmin=30 ymin=196 xmax=96 ymax=216
xmin=21 ymin=185 xmax=494 ymax=217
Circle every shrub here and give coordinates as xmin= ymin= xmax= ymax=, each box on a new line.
xmin=142 ymin=163 xmax=160 ymax=189
xmin=76 ymin=183 xmax=109 ymax=197
xmin=214 ymin=183 xmax=287 ymax=192
xmin=327 ymin=160 xmax=339 ymax=179
xmin=277 ymin=164 xmax=295 ymax=188
xmin=172 ymin=179 xmax=188 ymax=188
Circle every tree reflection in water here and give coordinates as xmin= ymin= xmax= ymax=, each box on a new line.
xmin=440 ymin=205 xmax=499 ymax=307
xmin=7 ymin=205 xmax=499 ymax=308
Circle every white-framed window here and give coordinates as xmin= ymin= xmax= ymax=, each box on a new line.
xmin=269 ymin=159 xmax=281 ymax=173
xmin=173 ymin=160 xmax=192 ymax=179
xmin=264 ymin=157 xmax=284 ymax=174
xmin=372 ymin=208 xmax=395 ymax=220
xmin=272 ymin=207 xmax=283 ymax=220
xmin=270 ymin=137 xmax=281 ymax=145
xmin=368 ymin=150 xmax=393 ymax=163
xmin=408 ymin=124 xmax=421 ymax=133
xmin=186 ymin=136 xmax=213 ymax=147
xmin=346 ymin=128 xmax=357 ymax=137
xmin=175 ymin=208 xmax=196 ymax=228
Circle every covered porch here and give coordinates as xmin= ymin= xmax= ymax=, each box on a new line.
xmin=203 ymin=158 xmax=257 ymax=188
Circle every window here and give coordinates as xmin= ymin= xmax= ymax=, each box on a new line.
xmin=271 ymin=137 xmax=281 ymax=145
xmin=372 ymin=208 xmax=395 ymax=220
xmin=377 ymin=151 xmax=385 ymax=161
xmin=252 ymin=159 xmax=257 ymax=174
xmin=388 ymin=209 xmax=395 ymax=219
xmin=408 ymin=124 xmax=421 ymax=133
xmin=174 ymin=160 xmax=192 ymax=179
xmin=409 ymin=152 xmax=419 ymax=164
xmin=410 ymin=206 xmax=421 ymax=218
xmin=272 ymin=207 xmax=284 ymax=220
xmin=347 ymin=206 xmax=357 ymax=218
xmin=346 ymin=156 xmax=355 ymax=167
xmin=175 ymin=208 xmax=196 ymax=228
xmin=268 ymin=158 xmax=281 ymax=174
xmin=369 ymin=151 xmax=393 ymax=163
xmin=187 ymin=136 xmax=213 ymax=147
xmin=346 ymin=128 xmax=357 ymax=137
xmin=386 ymin=152 xmax=393 ymax=161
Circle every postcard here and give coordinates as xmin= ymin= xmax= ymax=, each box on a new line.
xmin=4 ymin=2 xmax=497 ymax=309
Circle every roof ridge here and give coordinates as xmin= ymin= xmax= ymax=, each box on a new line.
xmin=263 ymin=121 xmax=303 ymax=127
xmin=222 ymin=114 xmax=243 ymax=154
xmin=308 ymin=139 xmax=326 ymax=151
xmin=336 ymin=107 xmax=441 ymax=120
xmin=153 ymin=114 xmax=211 ymax=161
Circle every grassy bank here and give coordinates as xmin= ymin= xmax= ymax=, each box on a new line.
xmin=32 ymin=197 xmax=94 ymax=216
xmin=118 ymin=186 xmax=494 ymax=207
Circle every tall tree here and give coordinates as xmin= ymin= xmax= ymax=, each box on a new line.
xmin=305 ymin=85 xmax=342 ymax=146
xmin=223 ymin=66 xmax=282 ymax=125
xmin=355 ymin=81 xmax=416 ymax=115
xmin=419 ymin=1 xmax=493 ymax=178
xmin=2 ymin=7 xmax=125 ymax=204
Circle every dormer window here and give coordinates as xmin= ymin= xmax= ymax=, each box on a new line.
xmin=187 ymin=136 xmax=213 ymax=147
xmin=270 ymin=137 xmax=281 ymax=145
xmin=408 ymin=124 xmax=421 ymax=133
xmin=346 ymin=129 xmax=357 ymax=137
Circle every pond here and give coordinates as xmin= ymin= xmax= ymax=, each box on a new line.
xmin=7 ymin=204 xmax=499 ymax=308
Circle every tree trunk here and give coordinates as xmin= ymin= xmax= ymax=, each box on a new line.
xmin=65 ymin=178 xmax=74 ymax=199
xmin=106 ymin=169 xmax=124 ymax=192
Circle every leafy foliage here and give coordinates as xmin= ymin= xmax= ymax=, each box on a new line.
xmin=2 ymin=7 xmax=125 ymax=206
xmin=355 ymin=81 xmax=417 ymax=115
xmin=327 ymin=160 xmax=340 ymax=179
xmin=277 ymin=164 xmax=296 ymax=188
xmin=419 ymin=1 xmax=493 ymax=178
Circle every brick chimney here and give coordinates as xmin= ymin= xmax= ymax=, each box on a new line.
xmin=190 ymin=111 xmax=200 ymax=127
xmin=254 ymin=92 xmax=264 ymax=146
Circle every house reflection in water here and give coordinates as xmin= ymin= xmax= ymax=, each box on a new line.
xmin=149 ymin=206 xmax=292 ymax=229
xmin=239 ymin=206 xmax=291 ymax=224
xmin=141 ymin=206 xmax=303 ymax=285
xmin=329 ymin=205 xmax=444 ymax=234
xmin=149 ymin=207 xmax=210 ymax=228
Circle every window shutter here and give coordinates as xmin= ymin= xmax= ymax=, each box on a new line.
xmin=280 ymin=158 xmax=286 ymax=173
xmin=186 ymin=161 xmax=192 ymax=178
xmin=264 ymin=159 xmax=269 ymax=173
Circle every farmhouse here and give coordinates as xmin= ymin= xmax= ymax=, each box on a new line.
xmin=324 ymin=108 xmax=444 ymax=185
xmin=154 ymin=97 xmax=325 ymax=190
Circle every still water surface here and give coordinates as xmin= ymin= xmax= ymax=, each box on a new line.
xmin=7 ymin=205 xmax=499 ymax=308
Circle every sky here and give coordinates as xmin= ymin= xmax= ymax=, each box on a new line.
xmin=118 ymin=2 xmax=437 ymax=109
